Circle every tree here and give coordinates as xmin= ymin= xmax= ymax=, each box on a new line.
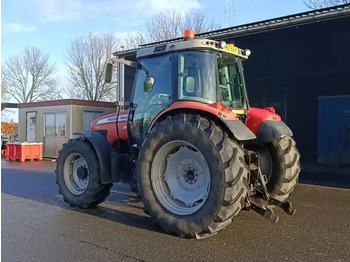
xmin=147 ymin=9 xmax=220 ymax=42
xmin=65 ymin=33 xmax=121 ymax=101
xmin=1 ymin=46 xmax=59 ymax=103
xmin=1 ymin=79 xmax=13 ymax=122
xmin=304 ymin=0 xmax=350 ymax=9
xmin=123 ymin=31 xmax=146 ymax=49
xmin=120 ymin=9 xmax=221 ymax=49
xmin=1 ymin=79 xmax=9 ymax=102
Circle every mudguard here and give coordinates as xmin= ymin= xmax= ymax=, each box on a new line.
xmin=149 ymin=101 xmax=257 ymax=142
xmin=221 ymin=119 xmax=257 ymax=141
xmin=256 ymin=120 xmax=293 ymax=143
xmin=74 ymin=131 xmax=113 ymax=184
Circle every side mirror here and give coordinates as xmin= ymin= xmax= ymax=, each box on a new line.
xmin=144 ymin=76 xmax=154 ymax=93
xmin=105 ymin=63 xmax=114 ymax=84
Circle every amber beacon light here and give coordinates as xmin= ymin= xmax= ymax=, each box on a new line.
xmin=184 ymin=30 xmax=195 ymax=40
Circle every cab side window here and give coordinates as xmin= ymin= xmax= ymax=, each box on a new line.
xmin=131 ymin=54 xmax=173 ymax=143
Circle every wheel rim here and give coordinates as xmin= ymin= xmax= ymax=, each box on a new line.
xmin=151 ymin=140 xmax=210 ymax=215
xmin=63 ymin=153 xmax=89 ymax=195
xmin=257 ymin=146 xmax=273 ymax=182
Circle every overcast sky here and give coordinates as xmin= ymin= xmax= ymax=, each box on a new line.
xmin=1 ymin=0 xmax=311 ymax=122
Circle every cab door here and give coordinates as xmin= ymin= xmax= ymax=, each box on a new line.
xmin=129 ymin=53 xmax=174 ymax=145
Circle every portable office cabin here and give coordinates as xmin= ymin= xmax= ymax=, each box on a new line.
xmin=18 ymin=99 xmax=116 ymax=158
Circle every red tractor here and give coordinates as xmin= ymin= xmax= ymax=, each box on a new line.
xmin=56 ymin=30 xmax=300 ymax=239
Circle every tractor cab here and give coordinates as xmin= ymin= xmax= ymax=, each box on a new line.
xmin=110 ymin=30 xmax=252 ymax=144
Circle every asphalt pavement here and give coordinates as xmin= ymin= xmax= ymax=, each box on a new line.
xmin=1 ymin=158 xmax=350 ymax=261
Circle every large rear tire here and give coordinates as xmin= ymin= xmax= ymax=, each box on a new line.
xmin=137 ymin=114 xmax=249 ymax=239
xmin=265 ymin=136 xmax=301 ymax=201
xmin=56 ymin=138 xmax=112 ymax=208
xmin=247 ymin=136 xmax=300 ymax=201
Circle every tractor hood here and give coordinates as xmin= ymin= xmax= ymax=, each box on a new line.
xmin=91 ymin=110 xmax=129 ymax=143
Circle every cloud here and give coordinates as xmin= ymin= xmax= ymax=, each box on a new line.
xmin=27 ymin=0 xmax=203 ymax=24
xmin=109 ymin=0 xmax=203 ymax=30
xmin=4 ymin=23 xmax=38 ymax=33
xmin=30 ymin=0 xmax=82 ymax=22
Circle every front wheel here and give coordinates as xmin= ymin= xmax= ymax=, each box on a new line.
xmin=56 ymin=138 xmax=112 ymax=208
xmin=137 ymin=114 xmax=249 ymax=239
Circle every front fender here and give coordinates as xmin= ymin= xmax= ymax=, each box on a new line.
xmin=74 ymin=131 xmax=113 ymax=184
xmin=256 ymin=120 xmax=293 ymax=143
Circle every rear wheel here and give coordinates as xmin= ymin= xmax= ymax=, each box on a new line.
xmin=56 ymin=138 xmax=112 ymax=208
xmin=137 ymin=114 xmax=249 ymax=239
xmin=266 ymin=136 xmax=301 ymax=201
xmin=247 ymin=136 xmax=300 ymax=201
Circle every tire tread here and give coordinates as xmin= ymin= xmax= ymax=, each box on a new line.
xmin=56 ymin=138 xmax=112 ymax=209
xmin=138 ymin=114 xmax=249 ymax=239
xmin=268 ymin=136 xmax=301 ymax=201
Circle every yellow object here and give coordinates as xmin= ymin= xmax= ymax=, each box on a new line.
xmin=1 ymin=122 xmax=15 ymax=134
xmin=233 ymin=109 xmax=245 ymax=114
xmin=225 ymin=44 xmax=238 ymax=54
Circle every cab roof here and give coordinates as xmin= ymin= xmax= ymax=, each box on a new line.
xmin=134 ymin=38 xmax=250 ymax=60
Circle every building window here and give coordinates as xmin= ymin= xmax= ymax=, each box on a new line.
xmin=45 ymin=112 xmax=66 ymax=137
xmin=83 ymin=111 xmax=103 ymax=132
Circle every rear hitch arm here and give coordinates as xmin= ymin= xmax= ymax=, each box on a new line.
xmin=245 ymin=150 xmax=296 ymax=221
xmin=250 ymin=203 xmax=279 ymax=223
xmin=267 ymin=198 xmax=296 ymax=216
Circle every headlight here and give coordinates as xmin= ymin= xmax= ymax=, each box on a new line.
xmin=220 ymin=41 xmax=227 ymax=49
xmin=244 ymin=49 xmax=251 ymax=57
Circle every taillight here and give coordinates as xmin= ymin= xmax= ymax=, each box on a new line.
xmin=217 ymin=102 xmax=224 ymax=110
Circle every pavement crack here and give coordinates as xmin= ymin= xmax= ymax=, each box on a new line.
xmin=79 ymin=239 xmax=146 ymax=262
xmin=79 ymin=239 xmax=109 ymax=251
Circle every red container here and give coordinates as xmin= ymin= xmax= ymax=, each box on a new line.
xmin=6 ymin=143 xmax=43 ymax=162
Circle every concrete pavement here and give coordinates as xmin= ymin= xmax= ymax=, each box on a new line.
xmin=2 ymin=158 xmax=350 ymax=261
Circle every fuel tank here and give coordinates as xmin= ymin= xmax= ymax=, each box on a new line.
xmin=91 ymin=110 xmax=129 ymax=144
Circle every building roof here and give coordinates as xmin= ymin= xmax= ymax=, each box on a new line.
xmin=1 ymin=103 xmax=19 ymax=111
xmin=115 ymin=4 xmax=350 ymax=57
xmin=18 ymin=99 xmax=116 ymax=109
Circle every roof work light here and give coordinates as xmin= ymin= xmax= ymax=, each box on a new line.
xmin=184 ymin=30 xmax=195 ymax=40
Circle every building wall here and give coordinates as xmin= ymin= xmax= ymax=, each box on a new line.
xmin=19 ymin=105 xmax=71 ymax=144
xmin=71 ymin=105 xmax=116 ymax=135
xmin=228 ymin=16 xmax=350 ymax=160
xmin=19 ymin=104 xmax=117 ymax=158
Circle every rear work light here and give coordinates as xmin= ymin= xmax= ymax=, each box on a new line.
xmin=220 ymin=41 xmax=227 ymax=48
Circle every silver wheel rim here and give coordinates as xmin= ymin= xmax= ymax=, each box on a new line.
xmin=63 ymin=153 xmax=89 ymax=195
xmin=151 ymin=140 xmax=210 ymax=215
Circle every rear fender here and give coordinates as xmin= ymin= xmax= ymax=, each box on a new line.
xmin=74 ymin=131 xmax=114 ymax=184
xmin=150 ymin=102 xmax=256 ymax=142
xmin=256 ymin=121 xmax=293 ymax=143
xmin=246 ymin=107 xmax=292 ymax=143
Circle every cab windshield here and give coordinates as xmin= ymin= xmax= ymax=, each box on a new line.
xmin=178 ymin=51 xmax=246 ymax=109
